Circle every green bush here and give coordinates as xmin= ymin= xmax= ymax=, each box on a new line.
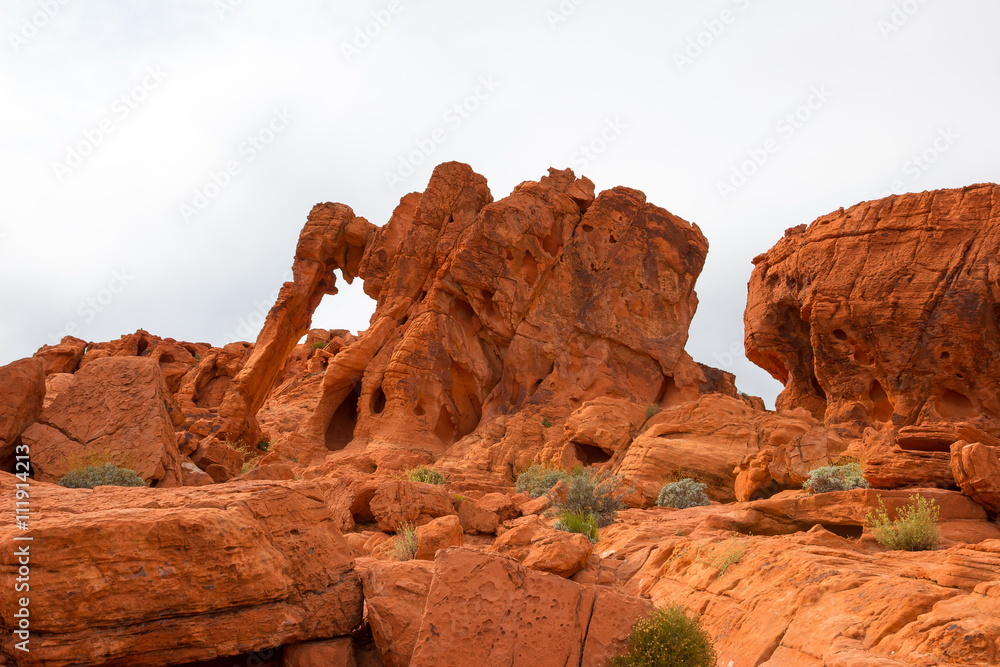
xmin=865 ymin=494 xmax=940 ymax=551
xmin=310 ymin=341 xmax=326 ymax=350
xmin=541 ymin=416 xmax=552 ymax=428
xmin=554 ymin=509 xmax=599 ymax=543
xmin=803 ymin=462 xmax=868 ymax=493
xmin=59 ymin=463 xmax=146 ymax=489
xmin=405 ymin=465 xmax=445 ymax=485
xmin=390 ymin=523 xmax=418 ymax=561
xmin=656 ymin=478 xmax=711 ymax=509
xmin=612 ymin=605 xmax=717 ymax=667
xmin=515 ymin=464 xmax=568 ymax=498
xmin=256 ymin=440 xmax=270 ymax=452
xmin=559 ymin=467 xmax=626 ymax=527
xmin=645 ymin=404 xmax=660 ymax=420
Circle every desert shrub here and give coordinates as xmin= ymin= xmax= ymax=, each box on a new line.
xmin=803 ymin=462 xmax=868 ymax=493
xmin=515 ymin=464 xmax=568 ymax=498
xmin=59 ymin=463 xmax=146 ymax=489
xmin=612 ymin=605 xmax=717 ymax=667
xmin=390 ymin=523 xmax=418 ymax=561
xmin=256 ymin=440 xmax=270 ymax=452
xmin=310 ymin=340 xmax=326 ymax=350
xmin=865 ymin=494 xmax=939 ymax=551
xmin=541 ymin=416 xmax=552 ymax=428
xmin=656 ymin=478 xmax=711 ymax=509
xmin=559 ymin=467 xmax=626 ymax=527
xmin=554 ymin=509 xmax=599 ymax=543
xmin=645 ymin=403 xmax=660 ymax=420
xmin=706 ymin=537 xmax=746 ymax=575
xmin=405 ymin=465 xmax=445 ymax=485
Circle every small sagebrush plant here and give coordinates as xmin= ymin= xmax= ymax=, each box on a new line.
xmin=559 ymin=467 xmax=626 ymax=527
xmin=803 ymin=462 xmax=869 ymax=494
xmin=657 ymin=478 xmax=711 ymax=509
xmin=554 ymin=509 xmax=600 ymax=543
xmin=405 ymin=465 xmax=445 ymax=485
xmin=645 ymin=403 xmax=660 ymax=420
xmin=59 ymin=463 xmax=146 ymax=489
xmin=310 ymin=340 xmax=326 ymax=350
xmin=612 ymin=606 xmax=717 ymax=667
xmin=390 ymin=523 xmax=418 ymax=561
xmin=865 ymin=494 xmax=940 ymax=551
xmin=515 ymin=464 xmax=568 ymax=498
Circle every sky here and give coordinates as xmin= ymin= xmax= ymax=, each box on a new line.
xmin=2 ymin=0 xmax=998 ymax=408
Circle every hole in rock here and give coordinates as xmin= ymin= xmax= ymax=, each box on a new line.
xmin=748 ymin=479 xmax=787 ymax=501
xmin=573 ymin=442 xmax=612 ymax=466
xmin=940 ymin=351 xmax=950 ymax=360
xmin=582 ymin=224 xmax=594 ymax=232
xmin=869 ymin=381 xmax=893 ymax=423
xmin=853 ymin=348 xmax=871 ymax=365
xmin=608 ymin=234 xmax=617 ymax=244
xmin=936 ymin=389 xmax=976 ymax=419
xmin=159 ymin=352 xmax=175 ymax=364
xmin=832 ymin=329 xmax=847 ymax=340
xmin=504 ymin=248 xmax=514 ymax=261
xmin=810 ymin=375 xmax=827 ymax=400
xmin=414 ymin=402 xmax=426 ymax=417
xmin=350 ymin=487 xmax=376 ymax=523
xmin=450 ymin=298 xmax=480 ymax=335
xmin=370 ymin=386 xmax=386 ymax=415
xmin=522 ymin=252 xmax=539 ymax=285
xmin=821 ymin=524 xmax=864 ymax=540
xmin=137 ymin=337 xmax=149 ymax=355
xmin=449 ymin=362 xmax=482 ymax=441
xmin=541 ymin=219 xmax=564 ymax=256
xmin=434 ymin=406 xmax=457 ymax=446
xmin=896 ymin=434 xmax=954 ymax=453
xmin=480 ymin=290 xmax=497 ymax=320
xmin=325 ymin=387 xmax=360 ymax=451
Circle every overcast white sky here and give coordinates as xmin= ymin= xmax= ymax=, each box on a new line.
xmin=2 ymin=0 xmax=998 ymax=407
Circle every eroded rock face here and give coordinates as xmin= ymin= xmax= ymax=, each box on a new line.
xmin=274 ymin=162 xmax=708 ymax=491
xmin=0 ymin=475 xmax=362 ymax=666
xmin=745 ymin=184 xmax=1000 ymax=487
xmin=21 ymin=356 xmax=184 ymax=486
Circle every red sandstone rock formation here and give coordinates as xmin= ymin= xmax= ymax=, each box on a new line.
xmin=745 ymin=184 xmax=1000 ymax=491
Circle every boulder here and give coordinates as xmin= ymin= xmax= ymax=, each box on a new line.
xmin=456 ymin=497 xmax=499 ymax=534
xmin=41 ymin=372 xmax=74 ymax=410
xmin=951 ymin=440 xmax=1000 ymax=512
xmin=0 ymin=476 xmax=363 ymax=666
xmin=190 ymin=435 xmax=243 ymax=480
xmin=415 ymin=515 xmax=464 ymax=560
xmin=179 ymin=459 xmax=214 ymax=486
xmin=32 ymin=336 xmax=86 ymax=374
xmin=491 ymin=516 xmax=592 ymax=577
xmin=0 ymin=357 xmax=45 ymax=461
xmin=409 ymin=548 xmax=653 ymax=667
xmin=357 ymin=558 xmax=434 ymax=667
xmin=21 ymin=357 xmax=183 ymax=486
xmin=368 ymin=480 xmax=457 ymax=532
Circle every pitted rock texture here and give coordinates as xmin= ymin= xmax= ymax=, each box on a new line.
xmin=278 ymin=162 xmax=710 ymax=491
xmin=745 ymin=184 xmax=1000 ymax=487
